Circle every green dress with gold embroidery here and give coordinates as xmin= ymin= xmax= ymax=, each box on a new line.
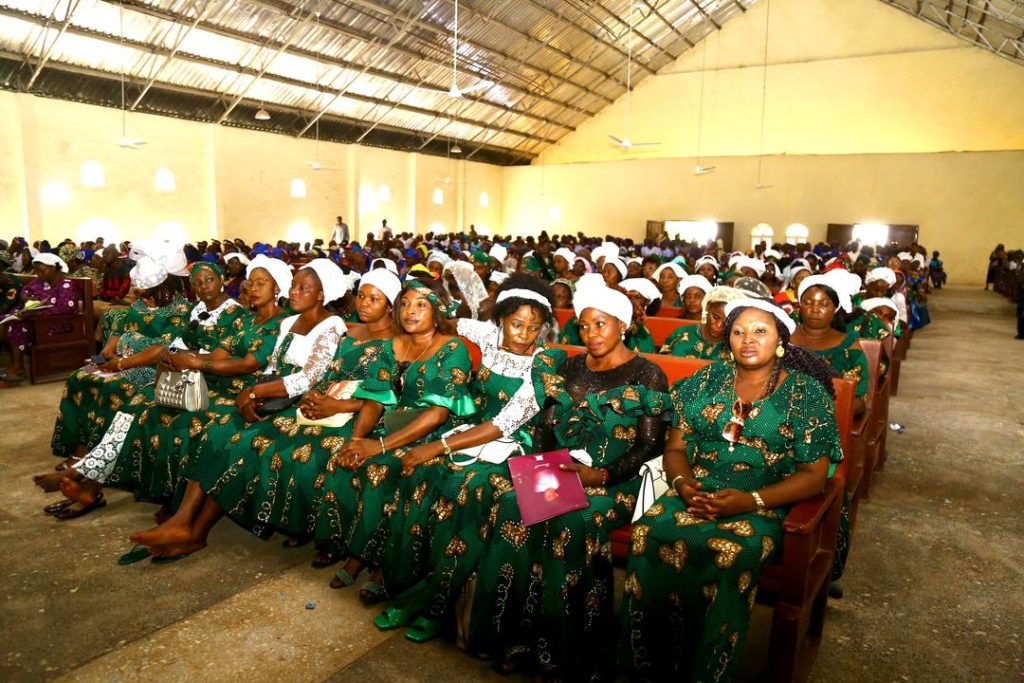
xmin=202 ymin=335 xmax=389 ymax=539
xmin=386 ymin=319 xmax=567 ymax=618
xmin=620 ymin=363 xmax=842 ymax=681
xmin=105 ymin=308 xmax=281 ymax=503
xmin=661 ymin=324 xmax=729 ymax=360
xmin=314 ymin=338 xmax=476 ymax=584
xmin=467 ymin=355 xmax=669 ymax=679
xmin=50 ymin=295 xmax=191 ymax=458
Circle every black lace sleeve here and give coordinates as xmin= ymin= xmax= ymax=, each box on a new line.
xmin=606 ymin=359 xmax=669 ymax=485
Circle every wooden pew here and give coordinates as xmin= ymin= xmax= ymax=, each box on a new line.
xmin=655 ymin=306 xmax=682 ymax=317
xmin=10 ymin=275 xmax=96 ymax=383
xmin=857 ymin=339 xmax=888 ymax=501
xmin=889 ymin=327 xmax=911 ymax=396
xmin=554 ymin=307 xmax=573 ymax=328
xmin=644 ymin=316 xmax=700 ymax=348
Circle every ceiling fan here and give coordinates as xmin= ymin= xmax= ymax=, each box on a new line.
xmin=93 ymin=1 xmax=146 ymax=149
xmin=692 ymin=40 xmax=713 ymax=175
xmin=608 ymin=2 xmax=660 ymax=150
xmin=305 ymin=121 xmax=343 ymax=171
xmin=445 ymin=0 xmax=491 ymax=98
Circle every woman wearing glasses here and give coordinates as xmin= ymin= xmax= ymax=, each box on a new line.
xmin=620 ymin=298 xmax=842 ymax=682
xmin=317 ymin=277 xmax=476 ymax=604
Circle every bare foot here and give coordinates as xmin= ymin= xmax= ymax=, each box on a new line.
xmin=54 ymin=457 xmax=80 ymax=472
xmin=154 ymin=506 xmax=172 ymax=525
xmin=33 ymin=471 xmax=71 ymax=492
xmin=130 ymin=523 xmax=192 ymax=549
xmin=59 ymin=477 xmax=99 ymax=505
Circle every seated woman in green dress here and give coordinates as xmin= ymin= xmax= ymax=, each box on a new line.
xmin=620 ymin=298 xmax=842 ymax=682
xmin=661 ymin=285 xmax=746 ymax=359
xmin=469 ymin=284 xmax=669 ymax=681
xmin=619 ymin=277 xmax=660 ymax=353
xmin=653 ymin=262 xmax=686 ymax=308
xmin=35 ymin=258 xmax=284 ymax=522
xmin=559 ymin=274 xmax=653 ymax=352
xmin=123 ymin=259 xmax=352 ymax=561
xmin=676 ymin=273 xmax=712 ymax=321
xmin=48 ymin=255 xmax=191 ymax=469
xmin=196 ymin=268 xmax=400 ymax=565
xmin=792 ymin=271 xmax=870 ymax=596
xmin=318 ymin=278 xmax=476 ymax=602
xmin=370 ymin=274 xmax=565 ymax=643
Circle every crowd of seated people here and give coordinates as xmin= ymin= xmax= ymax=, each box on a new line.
xmin=986 ymin=243 xmax=1024 ymax=339
xmin=3 ymin=227 xmax=940 ymax=681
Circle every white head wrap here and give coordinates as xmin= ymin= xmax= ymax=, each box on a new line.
xmin=626 ymin=257 xmax=643 ymax=266
xmin=603 ymin=257 xmax=627 ymax=279
xmin=912 ymin=253 xmax=926 ymax=267
xmin=301 ymin=258 xmax=350 ymax=303
xmin=488 ymin=244 xmax=508 ymax=264
xmin=130 ymin=239 xmax=189 ymax=276
xmin=359 ymin=268 xmax=402 ymax=305
xmin=496 ymin=288 xmax=552 ymax=310
xmin=490 ymin=271 xmax=510 ymax=286
xmin=727 ymin=252 xmax=744 ymax=268
xmin=573 ymin=285 xmax=633 ymax=327
xmin=677 ymin=274 xmax=713 ymax=296
xmin=724 ymin=297 xmax=797 ymax=334
xmin=224 ymin=252 xmax=251 ymax=266
xmin=695 ymin=255 xmax=720 ymax=271
xmin=246 ymin=255 xmax=292 ymax=296
xmin=652 ymin=262 xmax=686 ymax=280
xmin=798 ymin=272 xmax=853 ymax=313
xmin=763 ymin=248 xmax=783 ymax=261
xmin=734 ymin=256 xmax=767 ymax=277
xmin=620 ymin=278 xmax=661 ymax=304
xmin=574 ymin=272 xmax=606 ymax=294
xmin=129 ymin=256 xmax=168 ymax=289
xmin=32 ymin=252 xmax=68 ymax=273
xmin=598 ymin=242 xmax=620 ymax=259
xmin=861 ymin=297 xmax=899 ymax=314
xmin=370 ymin=257 xmax=399 ymax=275
xmin=864 ymin=267 xmax=897 ymax=288
xmin=426 ymin=251 xmax=452 ymax=267
xmin=897 ymin=252 xmax=913 ymax=262
xmin=553 ymin=247 xmax=577 ymax=266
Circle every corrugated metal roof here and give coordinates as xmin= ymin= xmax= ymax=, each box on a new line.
xmin=0 ymin=0 xmax=771 ymax=164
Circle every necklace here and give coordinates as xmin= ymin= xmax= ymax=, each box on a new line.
xmin=725 ymin=360 xmax=782 ymax=453
xmin=393 ymin=334 xmax=434 ymax=397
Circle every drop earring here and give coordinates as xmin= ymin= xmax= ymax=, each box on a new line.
xmin=775 ymin=344 xmax=785 ymax=358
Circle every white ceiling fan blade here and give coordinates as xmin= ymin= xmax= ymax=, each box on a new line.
xmin=693 ymin=165 xmax=716 ymax=174
xmin=628 ymin=141 xmax=660 ymax=147
xmin=607 ymin=134 xmax=626 ymax=145
xmin=118 ymin=137 xmax=146 ymax=147
xmin=457 ymin=81 xmax=491 ymax=95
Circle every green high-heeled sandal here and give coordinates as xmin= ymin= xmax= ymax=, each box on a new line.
xmin=373 ymin=606 xmax=415 ymax=631
xmin=404 ymin=615 xmax=442 ymax=643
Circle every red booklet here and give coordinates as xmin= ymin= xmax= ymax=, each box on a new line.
xmin=508 ymin=449 xmax=590 ymax=526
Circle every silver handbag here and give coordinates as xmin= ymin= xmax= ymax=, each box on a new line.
xmin=154 ymin=369 xmax=209 ymax=411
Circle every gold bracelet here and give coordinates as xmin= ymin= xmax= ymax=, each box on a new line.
xmin=117 ymin=357 xmax=124 ymax=371
xmin=379 ymin=437 xmax=387 ymax=455
xmin=440 ymin=434 xmax=453 ymax=456
xmin=671 ymin=475 xmax=685 ymax=490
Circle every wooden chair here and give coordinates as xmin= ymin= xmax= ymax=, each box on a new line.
xmin=655 ymin=306 xmax=682 ymax=317
xmin=25 ymin=276 xmax=95 ymax=384
xmin=644 ymin=316 xmax=700 ymax=348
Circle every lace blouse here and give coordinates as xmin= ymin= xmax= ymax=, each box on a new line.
xmin=264 ymin=315 xmax=348 ymax=397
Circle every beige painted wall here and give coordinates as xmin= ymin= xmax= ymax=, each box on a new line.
xmin=509 ymin=0 xmax=1024 ymax=285
xmin=0 ymin=91 xmax=506 ymax=246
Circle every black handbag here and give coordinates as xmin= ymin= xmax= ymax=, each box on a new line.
xmin=253 ymin=374 xmax=302 ymax=417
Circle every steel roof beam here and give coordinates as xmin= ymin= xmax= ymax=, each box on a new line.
xmin=0 ymin=49 xmax=535 ymax=163
xmin=532 ymin=0 xmax=665 ymax=71
xmin=104 ymin=0 xmax=580 ymax=130
xmin=0 ymin=5 xmax=558 ymax=144
xmin=24 ymin=0 xmax=82 ymax=91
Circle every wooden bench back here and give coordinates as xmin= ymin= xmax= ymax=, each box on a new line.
xmin=644 ymin=316 xmax=699 ymax=348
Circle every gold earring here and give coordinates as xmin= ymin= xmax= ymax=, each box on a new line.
xmin=775 ymin=344 xmax=785 ymax=358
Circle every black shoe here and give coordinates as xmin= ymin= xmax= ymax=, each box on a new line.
xmin=829 ymin=580 xmax=844 ymax=599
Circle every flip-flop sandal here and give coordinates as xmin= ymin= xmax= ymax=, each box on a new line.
xmin=151 ymin=552 xmax=195 ymax=565
xmin=53 ymin=494 xmax=106 ymax=521
xmin=117 ymin=545 xmax=152 ymax=566
xmin=43 ymin=498 xmax=75 ymax=515
xmin=373 ymin=606 xmax=414 ymax=631
xmin=330 ymin=568 xmax=355 ymax=589
xmin=358 ymin=581 xmax=388 ymax=605
xmin=405 ymin=615 xmax=442 ymax=643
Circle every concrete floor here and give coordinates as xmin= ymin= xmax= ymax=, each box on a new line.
xmin=0 ymin=286 xmax=1021 ymax=683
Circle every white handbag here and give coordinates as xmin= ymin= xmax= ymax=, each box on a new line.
xmin=444 ymin=424 xmax=524 ymax=465
xmin=154 ymin=369 xmax=209 ymax=412
xmin=632 ymin=455 xmax=670 ymax=522
xmin=295 ymin=380 xmax=361 ymax=427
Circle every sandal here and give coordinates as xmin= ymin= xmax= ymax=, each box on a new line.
xmin=117 ymin=545 xmax=152 ymax=566
xmin=311 ymin=549 xmax=343 ymax=569
xmin=151 ymin=552 xmax=196 ymax=565
xmin=53 ymin=494 xmax=106 ymax=520
xmin=330 ymin=568 xmax=355 ymax=589
xmin=358 ymin=580 xmax=388 ymax=605
xmin=281 ymin=535 xmax=311 ymax=549
xmin=405 ymin=615 xmax=442 ymax=643
xmin=373 ymin=606 xmax=415 ymax=631
xmin=43 ymin=498 xmax=75 ymax=515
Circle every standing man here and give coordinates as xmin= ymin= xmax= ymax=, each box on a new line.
xmin=332 ymin=216 xmax=349 ymax=244
xmin=380 ymin=219 xmax=392 ymax=240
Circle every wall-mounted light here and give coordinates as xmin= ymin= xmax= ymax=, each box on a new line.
xmin=479 ymin=191 xmax=489 ymax=208
xmin=155 ymin=167 xmax=176 ymax=192
xmin=432 ymin=188 xmax=444 ymax=205
xmin=290 ymin=178 xmax=307 ymax=199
